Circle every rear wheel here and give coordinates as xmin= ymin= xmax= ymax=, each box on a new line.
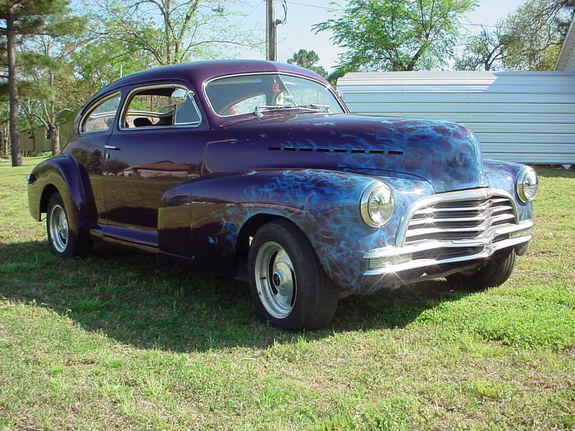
xmin=46 ymin=193 xmax=91 ymax=257
xmin=248 ymin=220 xmax=338 ymax=330
xmin=447 ymin=248 xmax=516 ymax=290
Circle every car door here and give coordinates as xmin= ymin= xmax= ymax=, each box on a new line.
xmin=102 ymin=82 xmax=208 ymax=238
xmin=67 ymin=91 xmax=122 ymax=224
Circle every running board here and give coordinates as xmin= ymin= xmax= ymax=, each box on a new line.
xmin=90 ymin=225 xmax=159 ymax=253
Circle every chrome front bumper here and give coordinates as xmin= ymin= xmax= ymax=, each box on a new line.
xmin=364 ymin=219 xmax=533 ymax=276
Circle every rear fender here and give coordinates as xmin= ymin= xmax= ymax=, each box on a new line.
xmin=28 ymin=155 xmax=97 ymax=235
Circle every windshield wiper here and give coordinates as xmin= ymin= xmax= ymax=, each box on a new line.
xmin=254 ymin=104 xmax=329 ymax=118
xmin=298 ymin=104 xmax=330 ymax=112
xmin=254 ymin=105 xmax=300 ymax=118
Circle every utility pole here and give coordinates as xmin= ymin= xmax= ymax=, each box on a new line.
xmin=266 ymin=0 xmax=277 ymax=61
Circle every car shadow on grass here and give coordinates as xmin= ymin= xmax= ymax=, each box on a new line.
xmin=0 ymin=240 xmax=476 ymax=352
xmin=536 ymin=167 xmax=575 ymax=179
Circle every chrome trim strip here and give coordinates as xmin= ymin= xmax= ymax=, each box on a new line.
xmin=491 ymin=213 xmax=515 ymax=223
xmin=407 ymin=214 xmax=515 ymax=237
xmin=395 ymin=188 xmax=518 ymax=246
xmin=409 ymin=214 xmax=489 ymax=225
xmin=491 ymin=205 xmax=514 ymax=213
xmin=406 ymin=222 xmax=489 ymax=238
xmin=364 ymin=234 xmax=532 ymax=276
xmin=89 ymin=228 xmax=159 ymax=253
xmin=408 ymin=207 xmax=514 ymax=227
xmin=415 ymin=205 xmax=487 ymax=214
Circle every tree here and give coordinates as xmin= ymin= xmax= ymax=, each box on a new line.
xmin=542 ymin=0 xmax=575 ymax=37
xmin=287 ymin=49 xmax=328 ymax=77
xmin=454 ymin=25 xmax=512 ymax=71
xmin=90 ymin=0 xmax=259 ymax=66
xmin=0 ymin=0 xmax=82 ymax=166
xmin=501 ymin=0 xmax=574 ymax=70
xmin=70 ymin=38 xmax=150 ymax=102
xmin=20 ymin=34 xmax=83 ymax=155
xmin=314 ymin=0 xmax=477 ymax=72
xmin=455 ymin=0 xmax=574 ymax=71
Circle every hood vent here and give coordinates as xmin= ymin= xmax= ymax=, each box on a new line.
xmin=268 ymin=145 xmax=403 ymax=156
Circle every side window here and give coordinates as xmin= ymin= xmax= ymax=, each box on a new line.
xmin=121 ymin=85 xmax=201 ymax=129
xmin=172 ymin=88 xmax=202 ymax=125
xmin=81 ymin=93 xmax=121 ymax=134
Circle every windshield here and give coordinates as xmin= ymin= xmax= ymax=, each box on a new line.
xmin=205 ymin=73 xmax=344 ymax=116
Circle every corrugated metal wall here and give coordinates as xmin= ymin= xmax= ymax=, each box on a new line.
xmin=338 ymin=71 xmax=575 ymax=164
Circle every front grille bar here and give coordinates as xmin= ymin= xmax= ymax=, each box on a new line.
xmin=396 ymin=188 xmax=519 ymax=247
xmin=406 ymin=223 xmax=490 ymax=239
xmin=408 ymin=214 xmax=488 ymax=226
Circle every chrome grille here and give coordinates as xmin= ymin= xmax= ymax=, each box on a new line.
xmin=404 ymin=194 xmax=517 ymax=245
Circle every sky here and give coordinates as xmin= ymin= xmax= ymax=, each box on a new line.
xmin=232 ymin=0 xmax=528 ymax=72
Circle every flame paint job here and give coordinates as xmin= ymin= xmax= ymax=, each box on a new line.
xmin=27 ymin=60 xmax=534 ymax=294
xmin=203 ymin=115 xmax=486 ymax=193
xmin=161 ymin=169 xmax=433 ymax=292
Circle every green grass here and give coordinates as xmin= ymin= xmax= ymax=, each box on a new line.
xmin=0 ymin=157 xmax=574 ymax=430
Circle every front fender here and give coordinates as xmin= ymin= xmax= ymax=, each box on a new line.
xmin=483 ymin=159 xmax=533 ymax=221
xmin=28 ymin=155 xmax=97 ymax=234
xmin=159 ymin=169 xmax=433 ymax=292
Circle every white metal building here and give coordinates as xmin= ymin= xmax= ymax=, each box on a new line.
xmin=338 ymin=71 xmax=575 ymax=164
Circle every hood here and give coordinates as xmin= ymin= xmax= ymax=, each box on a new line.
xmin=204 ymin=114 xmax=487 ymax=193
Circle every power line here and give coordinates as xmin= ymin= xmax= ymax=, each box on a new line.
xmin=286 ymin=1 xmax=502 ymax=26
xmin=462 ymin=22 xmax=498 ymax=28
xmin=287 ymin=0 xmax=343 ymax=11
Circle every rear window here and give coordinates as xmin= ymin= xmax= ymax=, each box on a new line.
xmin=81 ymin=93 xmax=121 ymax=134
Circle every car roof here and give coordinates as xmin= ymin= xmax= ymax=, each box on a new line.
xmin=90 ymin=60 xmax=328 ymax=102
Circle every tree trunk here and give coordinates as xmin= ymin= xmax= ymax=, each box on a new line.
xmin=7 ymin=13 xmax=22 ymax=167
xmin=30 ymin=130 xmax=37 ymax=155
xmin=49 ymin=125 xmax=60 ymax=156
xmin=3 ymin=124 xmax=8 ymax=158
xmin=0 ymin=126 xmax=5 ymax=158
xmin=47 ymin=68 xmax=60 ymax=156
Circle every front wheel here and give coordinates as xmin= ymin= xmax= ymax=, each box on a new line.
xmin=447 ymin=248 xmax=516 ymax=290
xmin=46 ymin=193 xmax=91 ymax=257
xmin=248 ymin=220 xmax=338 ymax=330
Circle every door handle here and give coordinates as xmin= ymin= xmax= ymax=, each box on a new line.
xmin=104 ymin=145 xmax=120 ymax=150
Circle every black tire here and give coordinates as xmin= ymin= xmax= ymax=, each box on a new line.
xmin=447 ymin=248 xmax=516 ymax=290
xmin=248 ymin=219 xmax=338 ymax=330
xmin=46 ymin=192 xmax=91 ymax=258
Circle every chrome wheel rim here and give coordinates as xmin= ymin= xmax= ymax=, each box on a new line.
xmin=49 ymin=204 xmax=69 ymax=253
xmin=254 ymin=241 xmax=296 ymax=319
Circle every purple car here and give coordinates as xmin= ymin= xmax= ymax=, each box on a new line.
xmin=27 ymin=60 xmax=537 ymax=330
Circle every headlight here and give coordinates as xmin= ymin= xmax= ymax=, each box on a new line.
xmin=516 ymin=166 xmax=538 ymax=203
xmin=360 ymin=182 xmax=394 ymax=227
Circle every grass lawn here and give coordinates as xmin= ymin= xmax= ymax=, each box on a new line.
xmin=0 ymin=157 xmax=574 ymax=430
